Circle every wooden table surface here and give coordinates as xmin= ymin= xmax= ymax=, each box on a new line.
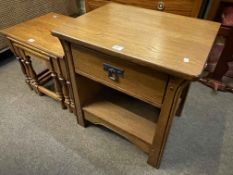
xmin=53 ymin=3 xmax=220 ymax=79
xmin=1 ymin=12 xmax=72 ymax=58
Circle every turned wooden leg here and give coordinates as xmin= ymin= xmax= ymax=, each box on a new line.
xmin=52 ymin=72 xmax=66 ymax=109
xmin=10 ymin=45 xmax=32 ymax=90
xmin=56 ymin=58 xmax=71 ymax=110
xmin=49 ymin=58 xmax=66 ymax=109
xmin=15 ymin=55 xmax=33 ymax=90
xmin=148 ymin=77 xmax=188 ymax=168
xmin=58 ymin=56 xmax=75 ymax=113
xmin=59 ymin=76 xmax=71 ymax=110
xmin=24 ymin=55 xmax=41 ymax=95
xmin=66 ymin=80 xmax=75 ymax=113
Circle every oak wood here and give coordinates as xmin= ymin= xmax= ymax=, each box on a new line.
xmin=1 ymin=12 xmax=72 ymax=59
xmin=53 ymin=3 xmax=220 ymax=168
xmin=83 ymin=89 xmax=159 ymax=153
xmin=176 ymin=83 xmax=190 ymax=116
xmin=60 ymin=40 xmax=85 ymax=125
xmin=1 ymin=13 xmax=73 ymax=110
xmin=7 ymin=40 xmax=32 ymax=89
xmin=72 ymin=45 xmax=168 ymax=108
xmin=75 ymin=74 xmax=103 ymax=107
xmin=85 ymin=0 xmax=203 ymax=17
xmin=148 ymin=77 xmax=188 ymax=168
xmin=52 ymin=3 xmax=220 ymax=80
xmin=49 ymin=57 xmax=66 ymax=109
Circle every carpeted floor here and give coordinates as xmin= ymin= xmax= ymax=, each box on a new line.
xmin=0 ymin=53 xmax=233 ymax=175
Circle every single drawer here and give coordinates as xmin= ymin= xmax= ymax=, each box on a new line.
xmin=154 ymin=0 xmax=200 ymax=17
xmin=86 ymin=0 xmax=158 ymax=11
xmin=86 ymin=0 xmax=109 ymax=11
xmin=85 ymin=0 xmax=202 ymax=17
xmin=72 ymin=44 xmax=168 ymax=108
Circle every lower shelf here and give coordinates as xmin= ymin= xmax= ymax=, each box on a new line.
xmin=83 ymin=89 xmax=159 ymax=153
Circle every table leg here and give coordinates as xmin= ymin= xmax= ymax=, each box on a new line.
xmin=57 ymin=58 xmax=73 ymax=112
xmin=23 ymin=55 xmax=41 ymax=95
xmin=67 ymin=80 xmax=75 ymax=113
xmin=176 ymin=83 xmax=190 ymax=116
xmin=148 ymin=77 xmax=188 ymax=168
xmin=16 ymin=51 xmax=33 ymax=90
xmin=49 ymin=58 xmax=66 ymax=109
xmin=7 ymin=41 xmax=32 ymax=90
xmin=60 ymin=39 xmax=84 ymax=125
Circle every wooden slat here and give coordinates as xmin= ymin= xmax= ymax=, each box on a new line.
xmin=83 ymin=98 xmax=157 ymax=152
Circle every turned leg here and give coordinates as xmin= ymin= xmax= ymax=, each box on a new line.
xmin=67 ymin=80 xmax=75 ymax=113
xmin=57 ymin=58 xmax=72 ymax=111
xmin=58 ymin=57 xmax=75 ymax=113
xmin=60 ymin=77 xmax=72 ymax=110
xmin=7 ymin=42 xmax=32 ymax=90
xmin=24 ymin=55 xmax=41 ymax=95
xmin=16 ymin=56 xmax=33 ymax=89
xmin=49 ymin=58 xmax=66 ymax=109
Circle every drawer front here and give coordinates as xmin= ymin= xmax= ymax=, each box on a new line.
xmin=85 ymin=0 xmax=202 ymax=16
xmin=72 ymin=45 xmax=168 ymax=108
xmin=85 ymin=0 xmax=109 ymax=11
xmin=154 ymin=0 xmax=201 ymax=17
xmin=86 ymin=0 xmax=156 ymax=11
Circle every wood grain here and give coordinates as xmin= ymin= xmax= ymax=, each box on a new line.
xmin=1 ymin=13 xmax=73 ymax=110
xmin=1 ymin=12 xmax=72 ymax=58
xmin=85 ymin=0 xmax=203 ymax=17
xmin=53 ymin=3 xmax=221 ymax=168
xmin=52 ymin=3 xmax=220 ymax=80
xmin=83 ymin=89 xmax=159 ymax=153
xmin=72 ymin=44 xmax=168 ymax=108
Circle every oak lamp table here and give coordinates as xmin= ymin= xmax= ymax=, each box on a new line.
xmin=52 ymin=3 xmax=220 ymax=168
xmin=0 ymin=13 xmax=75 ymax=112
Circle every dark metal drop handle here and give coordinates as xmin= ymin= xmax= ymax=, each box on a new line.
xmin=103 ymin=63 xmax=124 ymax=81
xmin=108 ymin=68 xmax=118 ymax=81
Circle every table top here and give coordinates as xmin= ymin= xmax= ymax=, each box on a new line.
xmin=52 ymin=3 xmax=220 ymax=80
xmin=1 ymin=12 xmax=72 ymax=58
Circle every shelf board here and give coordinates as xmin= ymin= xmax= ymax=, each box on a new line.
xmin=83 ymin=91 xmax=159 ymax=152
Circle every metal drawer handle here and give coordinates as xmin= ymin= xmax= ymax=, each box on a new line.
xmin=103 ymin=63 xmax=124 ymax=81
xmin=157 ymin=1 xmax=165 ymax=11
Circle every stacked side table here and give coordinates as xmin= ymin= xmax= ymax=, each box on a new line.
xmin=0 ymin=13 xmax=75 ymax=112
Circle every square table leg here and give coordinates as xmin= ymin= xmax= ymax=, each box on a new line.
xmin=148 ymin=77 xmax=189 ymax=168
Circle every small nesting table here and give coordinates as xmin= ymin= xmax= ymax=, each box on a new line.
xmin=53 ymin=3 xmax=220 ymax=168
xmin=1 ymin=13 xmax=75 ymax=112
